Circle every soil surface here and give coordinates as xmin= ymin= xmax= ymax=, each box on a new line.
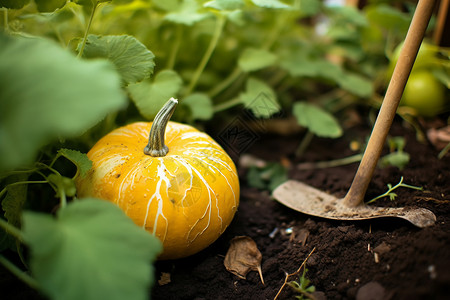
xmin=151 ymin=116 xmax=450 ymax=300
xmin=1 ymin=115 xmax=449 ymax=300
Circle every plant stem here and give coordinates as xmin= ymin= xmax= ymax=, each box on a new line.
xmin=438 ymin=141 xmax=450 ymax=160
xmin=274 ymin=247 xmax=316 ymax=300
xmin=0 ymin=218 xmax=24 ymax=241
xmin=184 ymin=14 xmax=226 ymax=97
xmin=213 ymin=97 xmax=242 ymax=113
xmin=0 ymin=180 xmax=48 ymax=199
xmin=295 ymin=131 xmax=314 ymax=158
xmin=366 ymin=176 xmax=423 ymax=204
xmin=208 ymin=9 xmax=288 ymax=100
xmin=77 ymin=1 xmax=99 ymax=58
xmin=144 ymin=98 xmax=178 ymax=157
xmin=208 ymin=67 xmax=242 ymax=98
xmin=166 ymin=25 xmax=182 ymax=70
xmin=0 ymin=255 xmax=39 ymax=289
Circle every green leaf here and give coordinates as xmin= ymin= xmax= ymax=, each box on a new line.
xmin=153 ymin=0 xmax=180 ymax=11
xmin=204 ymin=0 xmax=244 ymax=11
xmin=58 ymin=149 xmax=92 ymax=178
xmin=2 ymin=175 xmax=28 ymax=227
xmin=297 ymin=0 xmax=321 ymax=16
xmin=0 ymin=34 xmax=126 ymax=172
xmin=247 ymin=163 xmax=288 ymax=191
xmin=182 ymin=93 xmax=213 ymax=120
xmin=251 ymin=0 xmax=290 ymax=9
xmin=240 ymin=77 xmax=280 ymax=118
xmin=380 ymin=151 xmax=410 ymax=170
xmin=281 ymin=53 xmax=373 ymax=97
xmin=365 ymin=4 xmax=410 ymax=32
xmin=280 ymin=53 xmax=341 ymax=78
xmin=293 ymin=102 xmax=342 ymax=138
xmin=336 ymin=72 xmax=373 ymax=97
xmin=23 ymin=198 xmax=162 ymax=300
xmin=327 ymin=5 xmax=367 ymax=27
xmin=1 ymin=174 xmax=28 ymax=251
xmin=128 ymin=69 xmax=183 ymax=120
xmin=238 ymin=48 xmax=278 ymax=72
xmin=0 ymin=0 xmax=30 ymax=9
xmin=80 ymin=35 xmax=155 ymax=85
xmin=34 ymin=0 xmax=66 ymax=12
xmin=164 ymin=0 xmax=211 ymax=25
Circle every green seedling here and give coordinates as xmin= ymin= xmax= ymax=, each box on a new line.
xmin=246 ymin=162 xmax=288 ymax=192
xmin=379 ymin=136 xmax=410 ymax=170
xmin=287 ymin=267 xmax=317 ymax=300
xmin=366 ymin=176 xmax=423 ymax=204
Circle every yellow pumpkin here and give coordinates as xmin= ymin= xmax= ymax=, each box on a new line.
xmin=76 ymin=98 xmax=239 ymax=259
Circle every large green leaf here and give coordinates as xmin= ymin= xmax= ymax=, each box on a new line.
xmin=240 ymin=77 xmax=280 ymax=118
xmin=80 ymin=35 xmax=155 ymax=85
xmin=293 ymin=102 xmax=342 ymax=138
xmin=182 ymin=93 xmax=213 ymax=120
xmin=23 ymin=198 xmax=162 ymax=300
xmin=0 ymin=35 xmax=126 ymax=172
xmin=128 ymin=69 xmax=183 ymax=120
xmin=238 ymin=48 xmax=277 ymax=72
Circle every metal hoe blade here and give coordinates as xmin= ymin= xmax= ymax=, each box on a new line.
xmin=273 ymin=181 xmax=436 ymax=228
xmin=273 ymin=0 xmax=438 ymax=228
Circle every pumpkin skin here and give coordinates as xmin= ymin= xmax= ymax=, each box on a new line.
xmin=76 ymin=121 xmax=239 ymax=260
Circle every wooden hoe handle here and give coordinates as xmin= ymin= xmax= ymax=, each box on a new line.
xmin=343 ymin=0 xmax=437 ymax=207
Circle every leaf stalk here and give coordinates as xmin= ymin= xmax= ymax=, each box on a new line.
xmin=184 ymin=14 xmax=226 ymax=96
xmin=0 ymin=255 xmax=39 ymax=289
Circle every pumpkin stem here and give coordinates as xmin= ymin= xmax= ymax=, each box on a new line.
xmin=144 ymin=98 xmax=178 ymax=157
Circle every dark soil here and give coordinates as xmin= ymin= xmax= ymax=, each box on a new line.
xmin=151 ymin=117 xmax=450 ymax=300
xmin=1 ymin=116 xmax=449 ymax=300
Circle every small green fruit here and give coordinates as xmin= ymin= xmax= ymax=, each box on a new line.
xmin=401 ymin=71 xmax=446 ymax=117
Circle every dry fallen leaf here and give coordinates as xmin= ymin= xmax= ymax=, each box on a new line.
xmin=158 ymin=272 xmax=171 ymax=286
xmin=224 ymin=236 xmax=264 ymax=284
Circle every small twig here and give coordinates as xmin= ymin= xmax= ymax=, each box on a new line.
xmin=274 ymin=247 xmax=316 ymax=300
xmin=438 ymin=141 xmax=450 ymax=160
xmin=297 ymin=153 xmax=363 ymax=170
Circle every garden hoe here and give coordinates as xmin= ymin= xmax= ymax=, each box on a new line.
xmin=273 ymin=0 xmax=437 ymax=228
